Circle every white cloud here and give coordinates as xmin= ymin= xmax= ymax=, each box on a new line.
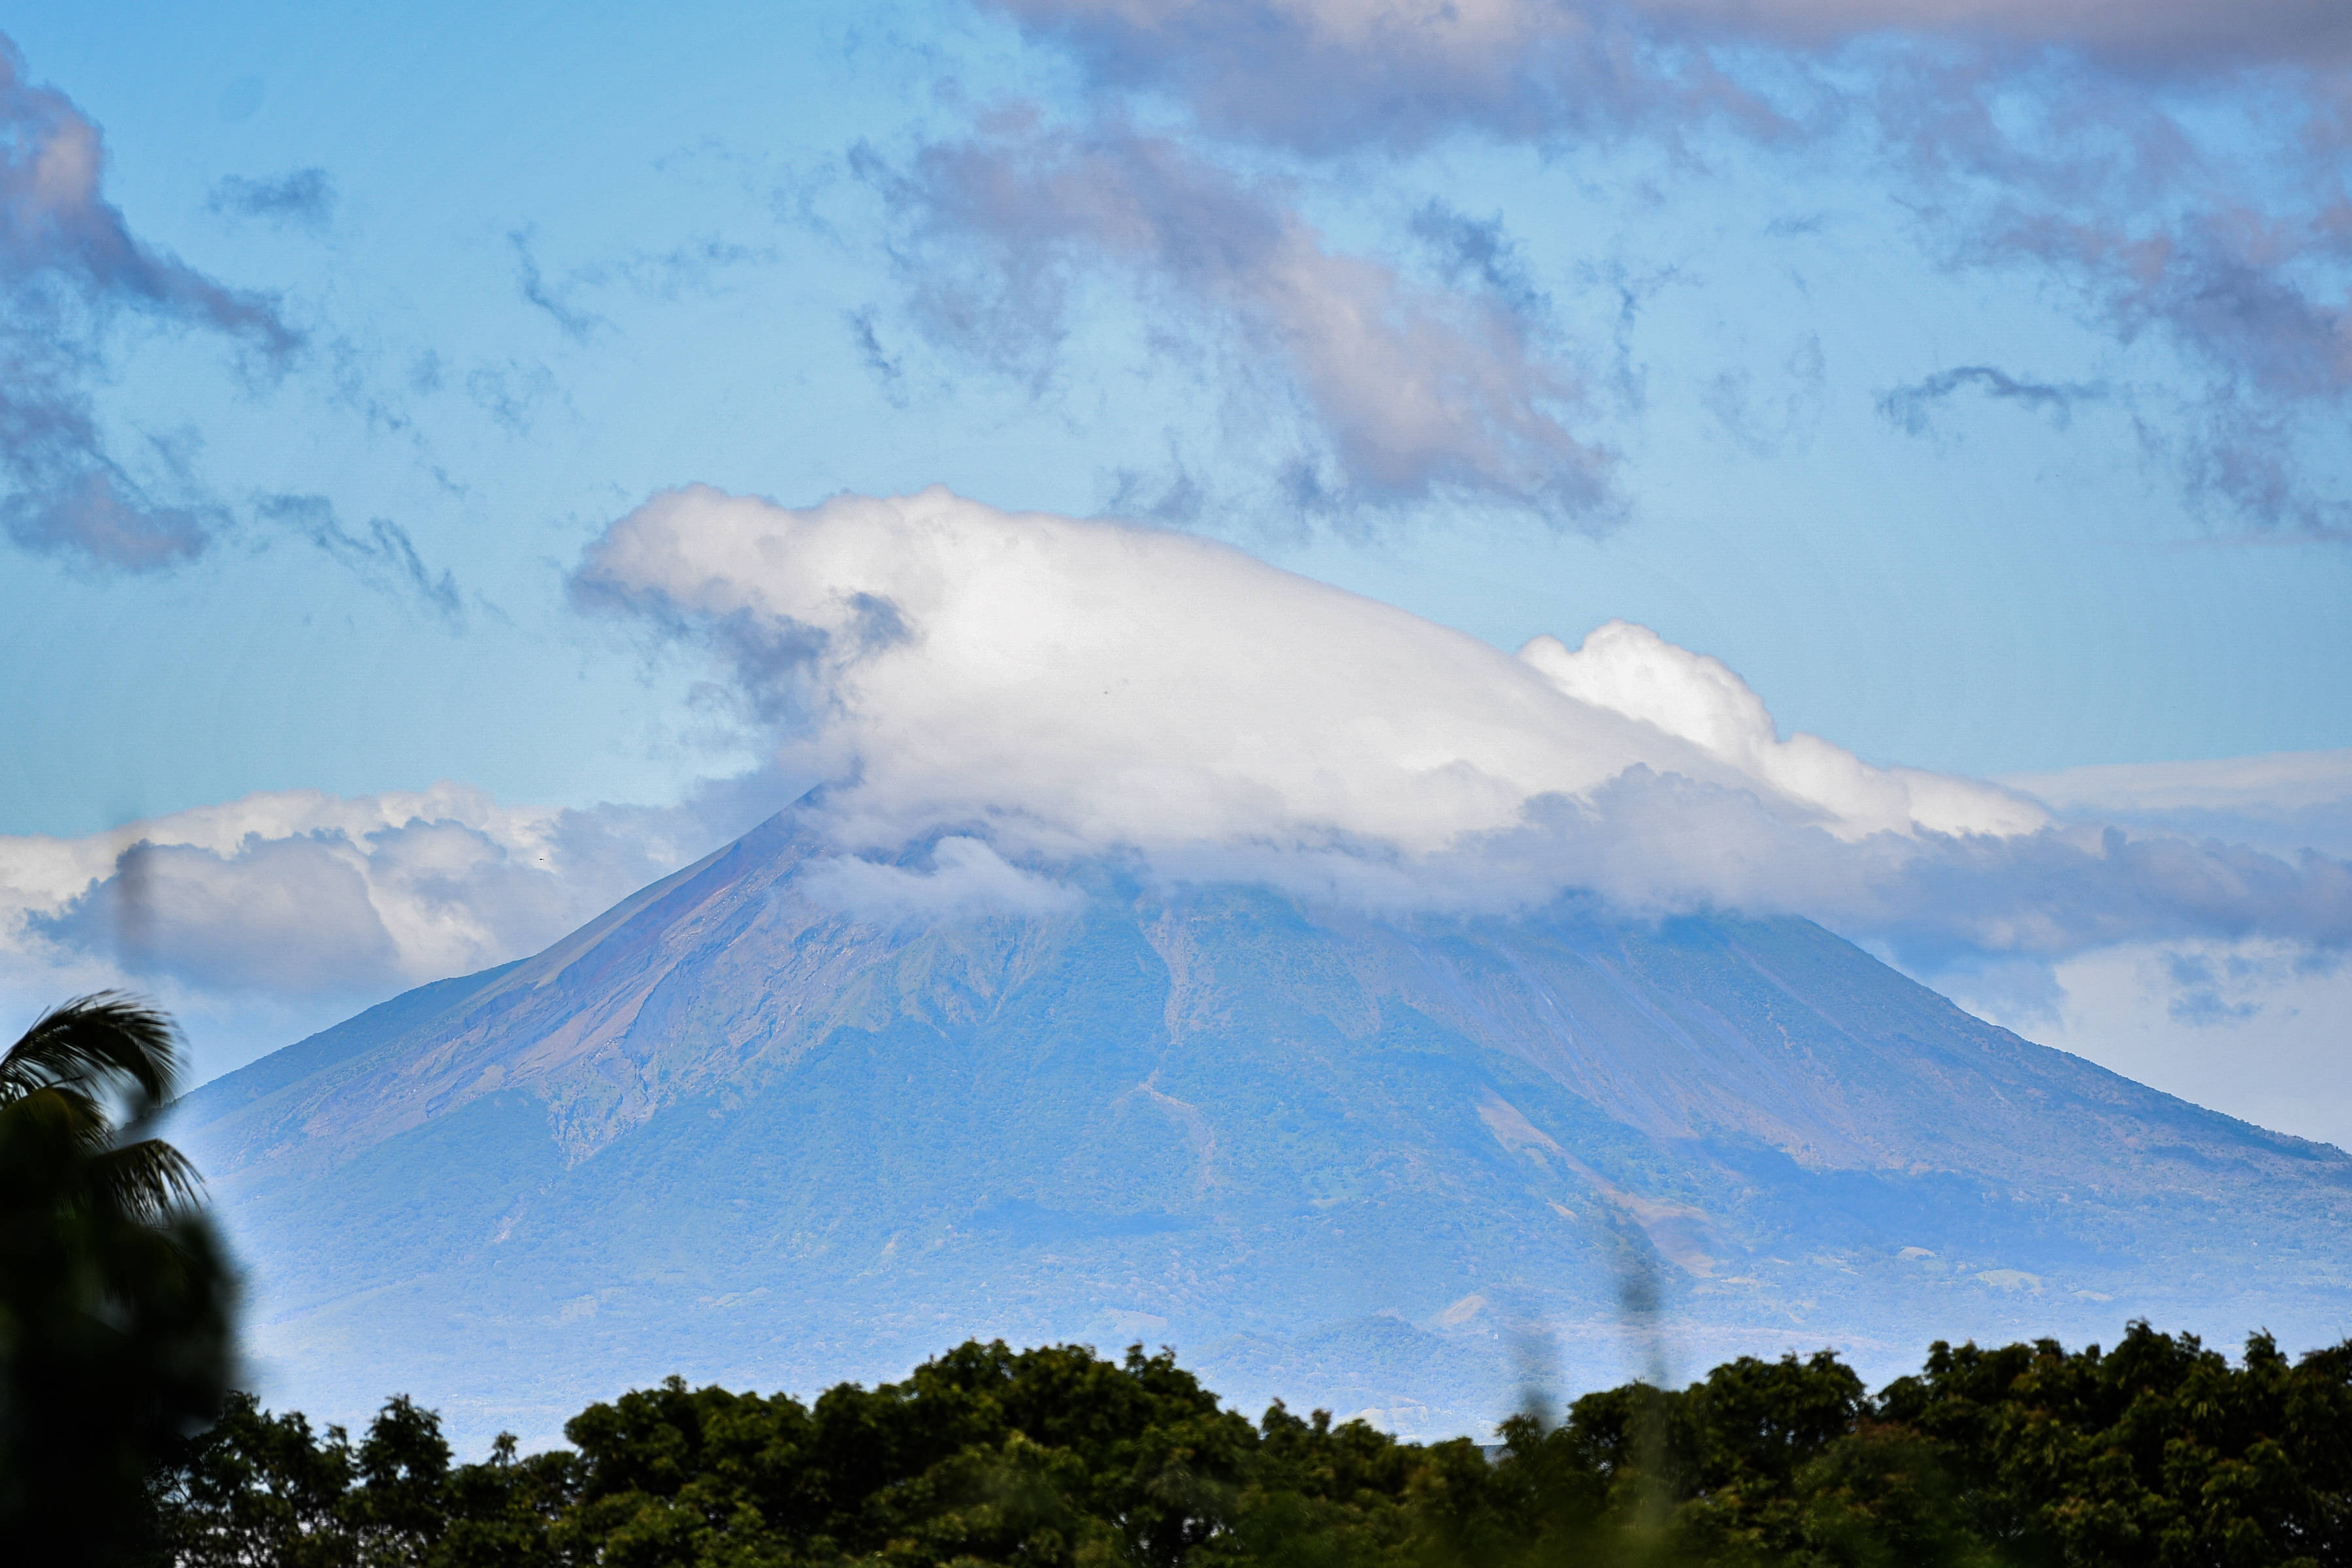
xmin=576 ymin=485 xmax=2037 ymax=874
xmin=4 ymin=482 xmax=2346 ymax=1111
xmin=0 ymin=781 xmax=749 ymax=1072
xmin=572 ymin=485 xmax=2352 ymax=973
xmin=1524 ymin=619 xmax=2046 ymax=840
xmin=798 ymin=837 xmax=1087 ymax=920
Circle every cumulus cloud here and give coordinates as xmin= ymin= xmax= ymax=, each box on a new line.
xmin=0 ymin=35 xmax=299 ymax=568
xmin=858 ymin=122 xmax=1610 ymax=519
xmin=0 ymin=781 xmax=757 ymax=1004
xmin=561 ymin=482 xmax=2352 ymax=966
xmin=9 ymin=482 xmax=2347 ymax=1092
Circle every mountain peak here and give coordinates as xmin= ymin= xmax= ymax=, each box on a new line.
xmin=180 ymin=809 xmax=2352 ymax=1446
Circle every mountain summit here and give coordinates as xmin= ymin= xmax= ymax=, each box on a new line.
xmin=178 ymin=808 xmax=2352 ymax=1443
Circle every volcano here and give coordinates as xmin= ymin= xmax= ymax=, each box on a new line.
xmin=177 ymin=808 xmax=2352 ymax=1445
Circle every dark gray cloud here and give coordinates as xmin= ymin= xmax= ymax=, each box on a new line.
xmin=255 ymin=493 xmax=463 ymax=624
xmin=859 ymin=122 xmax=1614 ymax=520
xmin=206 ymin=167 xmax=335 ymax=230
xmin=0 ymin=36 xmax=299 ymax=570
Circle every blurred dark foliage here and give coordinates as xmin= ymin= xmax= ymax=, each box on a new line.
xmin=145 ymin=1323 xmax=2352 ymax=1566
xmin=0 ymin=995 xmax=237 ymax=1567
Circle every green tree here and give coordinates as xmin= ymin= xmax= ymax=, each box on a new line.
xmin=0 ymin=994 xmax=236 ymax=1565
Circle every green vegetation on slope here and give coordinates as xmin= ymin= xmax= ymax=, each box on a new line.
xmin=148 ymin=1324 xmax=2352 ymax=1567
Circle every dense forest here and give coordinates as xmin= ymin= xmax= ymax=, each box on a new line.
xmin=146 ymin=1324 xmax=2352 ymax=1567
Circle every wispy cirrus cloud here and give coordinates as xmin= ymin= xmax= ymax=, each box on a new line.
xmin=206 ymin=167 xmax=336 ymax=231
xmin=1877 ymin=364 xmax=2108 ymax=436
xmin=984 ymin=0 xmax=2352 ymax=534
xmin=253 ymin=493 xmax=464 ymax=625
xmin=857 ymin=121 xmax=1614 ymax=520
xmin=0 ymin=35 xmax=300 ymax=570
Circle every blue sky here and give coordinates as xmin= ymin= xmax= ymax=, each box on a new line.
xmin=4 ymin=1 xmax=2351 ymax=1135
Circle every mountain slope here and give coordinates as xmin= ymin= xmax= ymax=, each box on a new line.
xmin=178 ymin=810 xmax=2352 ymax=1445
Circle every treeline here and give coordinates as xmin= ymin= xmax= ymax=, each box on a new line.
xmin=147 ymin=1323 xmax=2352 ymax=1567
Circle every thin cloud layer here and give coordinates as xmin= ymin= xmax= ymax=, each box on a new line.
xmin=0 ymin=35 xmax=299 ymax=568
xmin=1648 ymin=0 xmax=2352 ymax=67
xmin=569 ymin=483 xmax=2352 ymax=961
xmin=862 ymin=123 xmax=1612 ymax=518
xmin=2007 ymin=751 xmax=2352 ymax=863
xmin=1000 ymin=0 xmax=2352 ymax=144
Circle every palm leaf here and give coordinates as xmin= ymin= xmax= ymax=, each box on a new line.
xmin=85 ymin=1136 xmax=206 ymax=1223
xmin=0 ymin=992 xmax=183 ymax=1111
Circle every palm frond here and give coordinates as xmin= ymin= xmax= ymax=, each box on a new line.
xmin=0 ymin=1081 xmax=118 ymax=1162
xmin=86 ymin=1136 xmax=206 ymax=1223
xmin=0 ymin=992 xmax=183 ymax=1111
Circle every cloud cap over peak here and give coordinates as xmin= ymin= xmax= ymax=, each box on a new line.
xmin=572 ymin=484 xmax=2042 ymax=875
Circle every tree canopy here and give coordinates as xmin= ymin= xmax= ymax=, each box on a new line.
xmin=149 ymin=1322 xmax=2352 ymax=1567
